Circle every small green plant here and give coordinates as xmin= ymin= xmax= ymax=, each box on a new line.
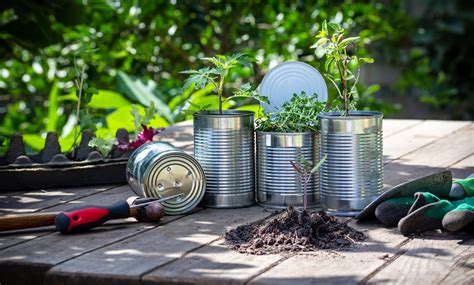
xmin=181 ymin=53 xmax=268 ymax=114
xmin=256 ymin=92 xmax=326 ymax=133
xmin=290 ymin=154 xmax=327 ymax=211
xmin=311 ymin=20 xmax=374 ymax=116
xmin=71 ymin=48 xmax=99 ymax=155
xmin=88 ymin=137 xmax=114 ymax=157
xmin=130 ymin=102 xmax=156 ymax=135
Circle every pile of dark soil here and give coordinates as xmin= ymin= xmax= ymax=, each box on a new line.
xmin=225 ymin=208 xmax=366 ymax=255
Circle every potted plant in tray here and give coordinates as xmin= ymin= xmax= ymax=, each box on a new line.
xmin=182 ymin=53 xmax=268 ymax=208
xmin=311 ymin=21 xmax=383 ymax=216
xmin=255 ymin=92 xmax=326 ymax=209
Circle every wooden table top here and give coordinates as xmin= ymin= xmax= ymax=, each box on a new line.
xmin=0 ymin=119 xmax=473 ymax=285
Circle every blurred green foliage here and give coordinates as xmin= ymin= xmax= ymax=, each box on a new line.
xmin=0 ymin=0 xmax=472 ymax=154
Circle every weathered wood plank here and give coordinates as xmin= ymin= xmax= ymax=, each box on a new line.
xmin=44 ymin=207 xmax=272 ymax=285
xmin=383 ymin=119 xmax=423 ymax=138
xmin=0 ymin=185 xmax=120 ymax=250
xmin=0 ymin=185 xmax=190 ymax=285
xmin=366 ymin=232 xmax=473 ymax=285
xmin=384 ymin=123 xmax=473 ymax=189
xmin=450 ymin=154 xmax=474 ymax=179
xmin=248 ymin=222 xmax=408 ymax=285
xmin=383 ymin=121 xmax=470 ymax=163
xmin=0 ymin=185 xmax=118 ymax=214
xmin=437 ymin=243 xmax=474 ymax=285
xmin=142 ymin=240 xmax=283 ymax=285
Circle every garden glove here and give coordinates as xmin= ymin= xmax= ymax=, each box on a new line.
xmin=356 ymin=171 xmax=452 ymax=220
xmin=370 ymin=174 xmax=473 ymax=227
xmin=398 ymin=193 xmax=474 ymax=236
xmin=443 ymin=176 xmax=474 ymax=231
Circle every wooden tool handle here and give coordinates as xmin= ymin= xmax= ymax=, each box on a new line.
xmin=0 ymin=212 xmax=58 ymax=231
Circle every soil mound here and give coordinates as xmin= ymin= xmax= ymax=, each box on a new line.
xmin=225 ymin=208 xmax=366 ymax=255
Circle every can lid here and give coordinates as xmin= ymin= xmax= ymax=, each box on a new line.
xmin=143 ymin=151 xmax=205 ymax=215
xmin=259 ymin=61 xmax=328 ymax=113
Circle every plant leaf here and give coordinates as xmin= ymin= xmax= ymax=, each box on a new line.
xmin=311 ymin=154 xmax=327 ymax=174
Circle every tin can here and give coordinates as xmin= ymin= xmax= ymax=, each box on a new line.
xmin=126 ymin=141 xmax=206 ymax=215
xmin=256 ymin=131 xmax=319 ymax=209
xmin=193 ymin=110 xmax=255 ymax=208
xmin=319 ymin=111 xmax=383 ymax=216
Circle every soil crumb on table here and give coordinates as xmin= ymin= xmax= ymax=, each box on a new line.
xmin=225 ymin=207 xmax=366 ymax=255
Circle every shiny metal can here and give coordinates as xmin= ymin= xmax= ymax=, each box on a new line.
xmin=319 ymin=111 xmax=383 ymax=216
xmin=193 ymin=110 xmax=255 ymax=208
xmin=126 ymin=141 xmax=206 ymax=215
xmin=256 ymin=131 xmax=319 ymax=209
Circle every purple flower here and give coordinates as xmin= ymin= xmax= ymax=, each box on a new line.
xmin=118 ymin=125 xmax=165 ymax=151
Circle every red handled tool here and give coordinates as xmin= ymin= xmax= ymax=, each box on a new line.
xmin=54 ymin=194 xmax=182 ymax=234
xmin=0 ymin=194 xmax=182 ymax=234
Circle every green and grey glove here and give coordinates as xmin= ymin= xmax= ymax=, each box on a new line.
xmin=398 ymin=193 xmax=474 ymax=236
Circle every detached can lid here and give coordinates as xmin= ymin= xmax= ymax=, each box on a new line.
xmin=259 ymin=61 xmax=328 ymax=113
xmin=143 ymin=150 xmax=206 ymax=215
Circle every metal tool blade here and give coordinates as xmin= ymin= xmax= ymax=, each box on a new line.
xmin=356 ymin=170 xmax=452 ymax=220
xmin=130 ymin=193 xmax=184 ymax=208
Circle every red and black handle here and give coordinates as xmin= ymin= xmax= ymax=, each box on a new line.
xmin=54 ymin=201 xmax=131 ymax=234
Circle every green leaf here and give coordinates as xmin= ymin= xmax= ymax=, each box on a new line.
xmin=182 ymin=67 xmax=215 ymax=91
xmin=328 ymin=23 xmax=343 ymax=33
xmin=79 ymin=110 xmax=97 ymax=131
xmin=22 ymin=134 xmax=45 ymax=152
xmin=360 ymin=57 xmax=375 ymax=64
xmin=46 ymin=80 xmax=59 ymax=132
xmin=363 ymin=84 xmax=381 ymax=96
xmin=88 ymin=90 xmax=131 ymax=109
xmin=116 ymin=71 xmax=174 ymax=123
xmin=310 ymin=154 xmax=327 ymax=174
xmin=88 ymin=137 xmax=113 ymax=157
xmin=130 ymin=104 xmax=142 ymax=134
xmin=340 ymin=36 xmax=361 ymax=46
xmin=106 ymin=106 xmax=138 ymax=132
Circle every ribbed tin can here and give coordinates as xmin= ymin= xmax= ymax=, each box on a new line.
xmin=193 ymin=110 xmax=255 ymax=208
xmin=126 ymin=141 xmax=206 ymax=215
xmin=256 ymin=132 xmax=319 ymax=209
xmin=319 ymin=111 xmax=383 ymax=216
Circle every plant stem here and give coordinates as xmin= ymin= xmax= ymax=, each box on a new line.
xmin=71 ymin=65 xmax=86 ymax=155
xmin=343 ymin=48 xmax=349 ymax=116
xmin=218 ymin=70 xmax=226 ymax=115
xmin=303 ymin=174 xmax=309 ymax=211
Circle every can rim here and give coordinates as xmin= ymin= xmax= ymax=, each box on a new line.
xmin=193 ymin=110 xmax=254 ymax=118
xmin=318 ymin=111 xmax=383 ymax=120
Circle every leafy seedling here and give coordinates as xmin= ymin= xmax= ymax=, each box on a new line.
xmin=181 ymin=53 xmax=268 ymax=114
xmin=290 ymin=154 xmax=327 ymax=211
xmin=311 ymin=20 xmax=374 ymax=116
xmin=130 ymin=101 xmax=156 ymax=135
xmin=88 ymin=137 xmax=114 ymax=157
xmin=256 ymin=92 xmax=326 ymax=133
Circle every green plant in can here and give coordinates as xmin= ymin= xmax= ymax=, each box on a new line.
xmin=311 ymin=20 xmax=374 ymax=116
xmin=256 ymin=92 xmax=326 ymax=133
xmin=180 ymin=53 xmax=269 ymax=115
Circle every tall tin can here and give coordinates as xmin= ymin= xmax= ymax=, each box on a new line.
xmin=126 ymin=141 xmax=206 ymax=215
xmin=193 ymin=110 xmax=255 ymax=208
xmin=319 ymin=111 xmax=383 ymax=216
xmin=256 ymin=132 xmax=319 ymax=209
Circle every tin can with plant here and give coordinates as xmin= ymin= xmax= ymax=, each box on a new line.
xmin=182 ymin=53 xmax=268 ymax=208
xmin=255 ymin=92 xmax=325 ymax=209
xmin=312 ymin=21 xmax=383 ymax=216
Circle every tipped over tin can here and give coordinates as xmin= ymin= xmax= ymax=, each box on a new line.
xmin=126 ymin=141 xmax=206 ymax=215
